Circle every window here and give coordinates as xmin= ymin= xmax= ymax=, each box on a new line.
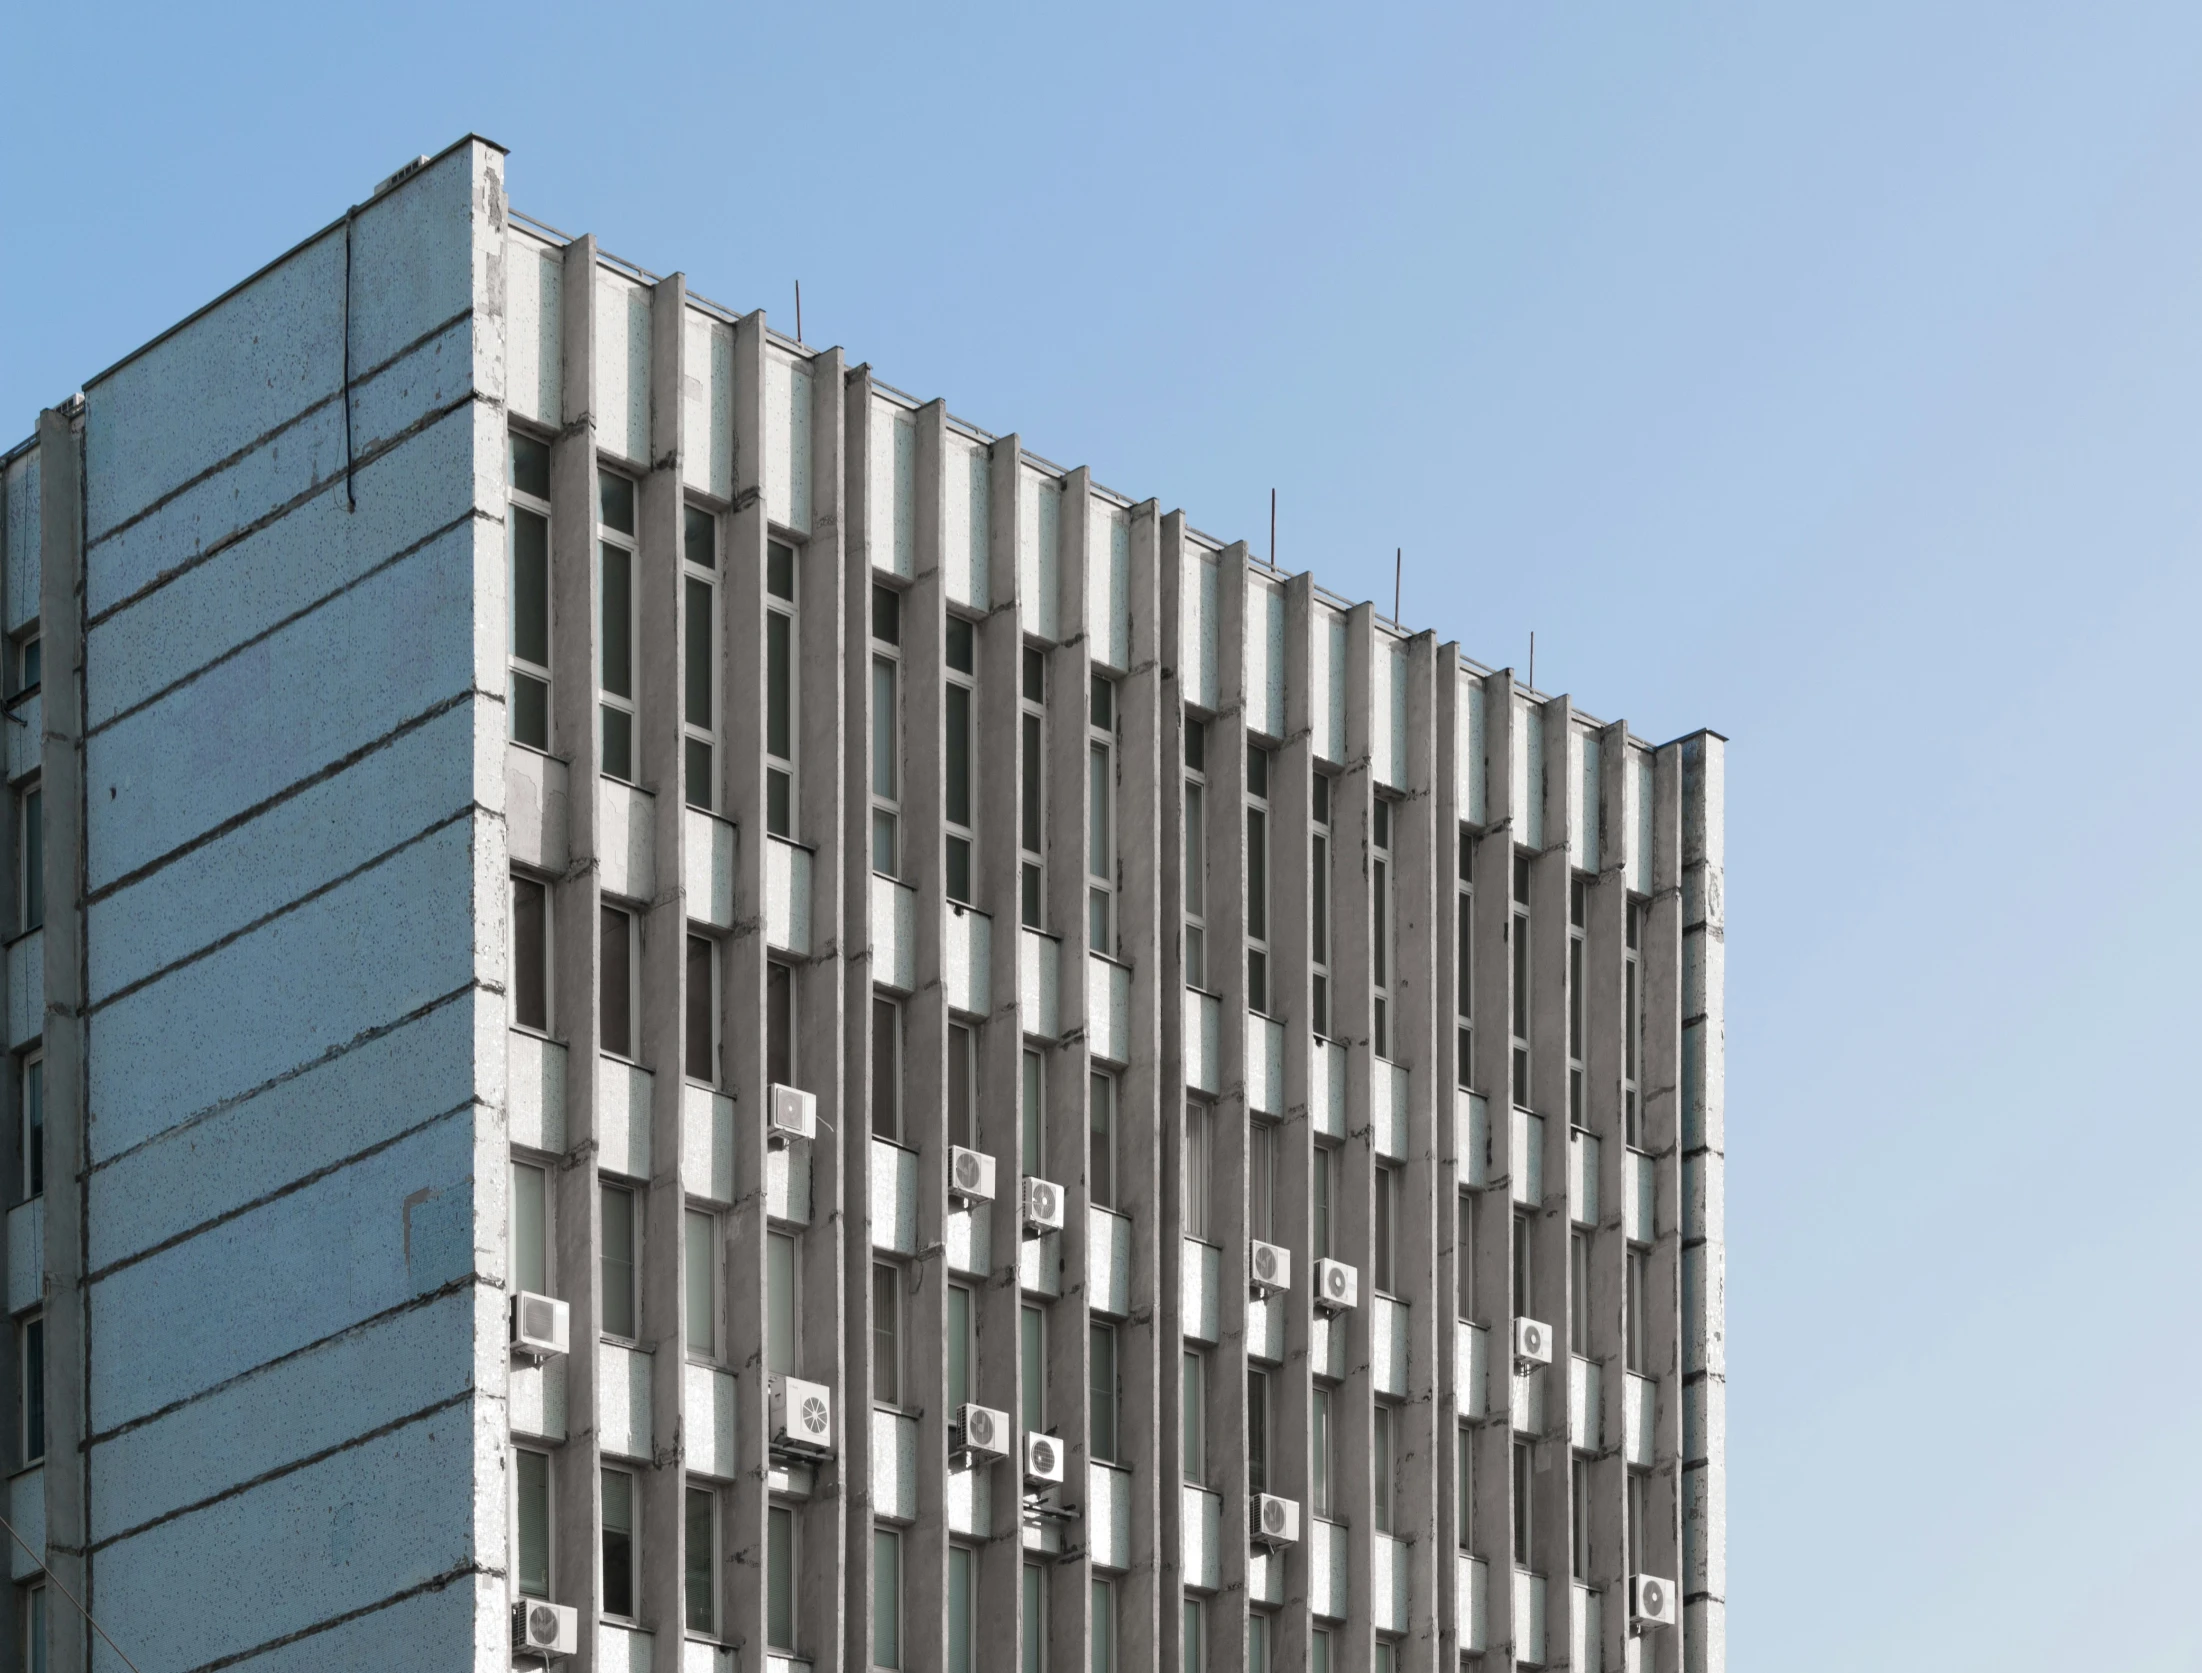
xmin=1182 ymin=1350 xmax=1205 ymax=1482
xmin=598 ymin=470 xmax=638 ymax=782
xmin=1092 ymin=1577 xmax=1116 ymax=1673
xmin=20 ymin=1051 xmax=41 ymax=1202
xmin=1572 ymin=1458 xmax=1591 ymax=1581
xmin=1247 ymin=1121 xmax=1276 ymax=1246
xmin=686 ymin=934 xmax=719 ymax=1083
xmin=767 ymin=961 xmax=795 ymax=1090
xmin=685 ymin=507 xmax=718 ymax=810
xmin=19 ymin=1312 xmax=42 ymax=1464
xmin=515 ymin=1447 xmax=552 ymax=1598
xmin=1021 ymin=647 xmax=1045 ymax=929
xmin=1569 ymin=877 xmax=1587 ymax=1123
xmin=1089 ymin=675 xmax=1116 ymax=953
xmin=1020 ymin=1305 xmax=1045 ymax=1431
xmin=1456 ymin=1194 xmax=1476 ymax=1321
xmin=686 ymin=1210 xmax=719 ymax=1359
xmin=1182 ymin=1101 xmax=1212 ymax=1242
xmin=1513 ymin=1210 xmax=1535 ymax=1322
xmin=24 ymin=1581 xmax=47 ymax=1673
xmin=947 ymin=1284 xmax=973 ymax=1412
xmin=1625 ymin=899 xmax=1645 ymax=1146
xmin=872 ymin=998 xmax=902 ymax=1140
xmin=1373 ymin=1402 xmax=1394 ymax=1533
xmin=1246 ymin=1610 xmax=1268 ymax=1673
xmin=1512 ymin=1440 xmax=1534 ymax=1565
xmin=1311 ymin=1144 xmax=1332 ymax=1261
xmin=1246 ymin=744 xmax=1270 ymax=1012
xmin=1373 ymin=1161 xmax=1397 ymax=1294
xmin=1570 ymin=1228 xmax=1590 ymax=1355
xmin=600 ymin=906 xmax=635 ymax=1059
xmin=766 ymin=540 xmax=798 ymax=837
xmin=1512 ymin=851 xmax=1532 ymax=1105
xmin=1089 ymin=1323 xmax=1118 ymax=1462
xmin=508 ymin=433 xmax=552 ymax=749
xmin=767 ymin=1504 xmax=797 ymax=1649
xmin=948 ymin=1546 xmax=976 ymax=1673
xmin=945 ymin=616 xmax=975 ymax=903
xmin=1310 ymin=1625 xmax=1331 ymax=1673
xmin=873 ymin=1527 xmax=902 ymax=1668
xmin=601 ymin=1466 xmax=637 ymax=1617
xmin=766 ymin=1231 xmax=797 ymax=1375
xmin=1181 ymin=1598 xmax=1203 ymax=1673
xmin=1183 ymin=754 xmax=1208 ymax=989
xmin=1088 ymin=1072 xmax=1113 ymax=1209
xmin=873 ymin=1262 xmax=901 ymax=1406
xmin=1021 ymin=1050 xmax=1044 ymax=1172
xmin=11 ymin=632 xmax=40 ymax=699
xmin=601 ymin=1185 xmax=638 ymax=1339
xmin=1628 ymin=1470 xmax=1651 ymax=1578
xmin=1457 ymin=827 xmax=1474 ymax=1088
xmin=1247 ymin=1367 xmax=1269 ymax=1496
xmin=17 ymin=781 xmax=41 ymax=933
xmin=1311 ymin=771 xmax=1331 ymax=1036
xmin=1374 ymin=1640 xmax=1396 ymax=1673
xmin=1023 ymin=1564 xmax=1046 ymax=1673
xmin=1310 ymin=1385 xmax=1334 ymax=1517
xmin=948 ymin=1023 xmax=975 ymax=1150
xmin=1372 ymin=797 xmax=1392 ymax=1057
xmin=872 ymin=585 xmax=902 ymax=874
xmin=511 ymin=875 xmax=549 ymax=1032
xmin=1457 ymin=1423 xmax=1475 ymax=1549
xmin=1626 ymin=1247 xmax=1650 ymax=1374
xmin=510 ymin=1161 xmax=548 ymax=1294
xmin=686 ymin=1486 xmax=718 ymax=1632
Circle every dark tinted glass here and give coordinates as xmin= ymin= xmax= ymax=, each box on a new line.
xmin=685 ymin=505 xmax=716 ymax=568
xmin=946 ymin=616 xmax=975 ymax=674
xmin=873 ymin=585 xmax=900 ymax=646
xmin=510 ymin=434 xmax=551 ymax=498
xmin=598 ymin=471 xmax=635 ymax=535
xmin=767 ymin=541 xmax=796 ymax=601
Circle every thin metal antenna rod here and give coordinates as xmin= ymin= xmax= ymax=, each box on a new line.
xmin=795 ymin=280 xmax=803 ymax=346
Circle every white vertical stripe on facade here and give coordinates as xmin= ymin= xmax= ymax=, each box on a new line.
xmin=595 ymin=270 xmax=650 ymax=464
xmin=1018 ymin=465 xmax=1062 ymax=640
xmin=763 ymin=349 xmax=811 ymax=533
xmin=1513 ymin=695 xmax=1545 ymax=850
xmin=681 ymin=310 xmax=733 ymax=501
xmin=1569 ymin=726 xmax=1601 ymax=871
xmin=1245 ymin=576 xmax=1285 ymax=739
xmin=868 ymin=397 xmax=917 ymax=576
xmin=1089 ymin=500 xmax=1131 ymax=669
xmin=943 ymin=431 xmax=990 ymax=608
xmin=1457 ymin=667 xmax=1487 ymax=826
xmin=505 ymin=235 xmax=561 ymax=425
xmin=1629 ymin=747 xmax=1654 ymax=893
xmin=1184 ymin=544 xmax=1220 ymax=710
xmin=1374 ymin=632 xmax=1408 ymax=789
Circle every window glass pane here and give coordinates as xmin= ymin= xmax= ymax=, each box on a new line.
xmin=511 ymin=671 xmax=549 ymax=750
xmin=1311 ymin=1627 xmax=1330 ymax=1673
xmin=873 ymin=1529 xmax=901 ymax=1667
xmin=767 ymin=1232 xmax=796 ymax=1375
xmin=600 ymin=544 xmax=633 ymax=699
xmin=1182 ymin=1350 xmax=1204 ymax=1481
xmin=1088 ymin=744 xmax=1110 ymax=875
xmin=686 ymin=577 xmax=714 ymax=727
xmin=20 ymin=1315 xmax=41 ymax=1462
xmin=510 ymin=433 xmax=551 ymax=497
xmin=767 ymin=1505 xmax=796 ymax=1647
xmin=1088 ymin=1324 xmax=1117 ymax=1462
xmin=1246 ymin=808 xmax=1267 ymax=941
xmin=1089 ymin=673 xmax=1113 ymax=730
xmin=1373 ymin=1405 xmax=1393 ymax=1532
xmin=873 ymin=584 xmax=901 ymax=645
xmin=1248 ymin=1613 xmax=1267 ymax=1673
xmin=1182 ymin=1598 xmax=1202 ymax=1673
xmin=946 ymin=615 xmax=974 ymax=673
xmin=1022 ymin=1051 xmax=1043 ymax=1171
xmin=687 ymin=934 xmax=715 ymax=1082
xmin=512 ymin=508 xmax=550 ymax=666
xmin=1247 ymin=1368 xmax=1267 ymax=1495
xmin=766 ymin=611 xmax=792 ymax=759
xmin=600 ymin=1186 xmax=636 ymax=1338
xmin=945 ymin=683 xmax=972 ymax=825
xmin=874 ymin=1262 xmax=901 ymax=1405
xmin=1023 ymin=646 xmax=1044 ymax=701
xmin=1182 ymin=1103 xmax=1210 ymax=1242
xmin=1021 ymin=713 xmax=1043 ymax=852
xmin=598 ymin=470 xmax=635 ymax=534
xmin=873 ymin=999 xmax=900 ymax=1140
xmin=686 ymin=1210 xmax=716 ymax=1355
xmin=948 ymin=1546 xmax=974 ymax=1673
xmin=1248 ymin=1123 xmax=1275 ymax=1245
xmin=1374 ymin=1164 xmax=1395 ymax=1293
xmin=1091 ymin=1578 xmax=1114 ymax=1673
xmin=600 ymin=907 xmax=632 ymax=1058
xmin=601 ymin=703 xmax=633 ymax=782
xmin=1311 ymin=1386 xmax=1332 ymax=1516
xmin=1311 ymin=1146 xmax=1331 ymax=1261
xmin=1246 ymin=742 xmax=1268 ymax=798
xmin=767 ymin=540 xmax=796 ymax=601
xmin=1020 ymin=1305 xmax=1044 ymax=1431
xmin=513 ymin=876 xmax=548 ymax=1031
xmin=767 ymin=962 xmax=793 ymax=1088
xmin=873 ymin=659 xmax=898 ymax=799
xmin=947 ymin=1285 xmax=972 ymax=1412
xmin=23 ymin=787 xmax=43 ymax=932
xmin=684 ymin=504 xmax=716 ymax=568
xmin=1022 ymin=1564 xmax=1044 ymax=1673
xmin=1458 ymin=1424 xmax=1474 ymax=1548
xmin=516 ymin=1449 xmax=551 ymax=1597
xmin=1183 ymin=716 xmax=1204 ymax=769
xmin=1458 ymin=1195 xmax=1476 ymax=1320
xmin=686 ymin=1487 xmax=716 ymax=1630
xmin=511 ymin=1163 xmax=547 ymax=1294
xmin=601 ymin=1468 xmax=635 ymax=1615
xmin=1088 ymin=1073 xmax=1112 ymax=1210
xmin=948 ymin=1025 xmax=973 ymax=1150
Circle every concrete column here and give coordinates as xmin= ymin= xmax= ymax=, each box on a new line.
xmin=0 ymin=440 xmax=21 ymax=1673
xmin=1431 ymin=647 xmax=1465 ymax=1670
xmin=543 ymin=232 xmax=608 ymax=1673
xmin=1640 ymin=743 xmax=1686 ymax=1673
xmin=37 ymin=403 xmax=87 ymax=1673
xmin=1679 ymin=734 xmax=1725 ymax=1673
xmin=1466 ymin=667 xmax=1519 ymax=1669
xmin=1153 ymin=511 xmax=1190 ymax=1673
xmin=1587 ymin=722 xmax=1633 ymax=1673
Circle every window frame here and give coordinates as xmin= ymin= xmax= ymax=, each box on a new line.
xmin=685 ymin=1483 xmax=720 ymax=1635
xmin=686 ymin=1207 xmax=721 ymax=1362
xmin=596 ymin=468 xmax=640 ymax=784
xmin=600 ymin=1182 xmax=641 ymax=1342
xmin=683 ymin=503 xmax=719 ymax=812
xmin=506 ymin=431 xmax=553 ymax=751
xmin=1087 ymin=673 xmax=1117 ymax=955
xmin=765 ymin=539 xmax=800 ymax=838
xmin=1371 ymin=794 xmax=1394 ymax=1058
xmin=19 ymin=1048 xmax=42 ymax=1205
xmin=1020 ymin=646 xmax=1046 ymax=929
xmin=511 ymin=871 xmax=552 ymax=1036
xmin=1245 ymin=742 xmax=1271 ymax=1014
xmin=1310 ymin=770 xmax=1332 ymax=1036
xmin=943 ymin=612 xmax=977 ymax=903
xmin=514 ymin=1443 xmax=554 ymax=1600
xmin=1569 ymin=875 xmax=1587 ymax=1124
xmin=599 ymin=904 xmax=640 ymax=1062
xmin=871 ymin=582 xmax=903 ymax=877
xmin=1511 ymin=850 xmax=1532 ymax=1107
xmin=600 ymin=1464 xmax=639 ymax=1620
xmin=1457 ymin=826 xmax=1475 ymax=1089
xmin=873 ymin=1260 xmax=903 ymax=1408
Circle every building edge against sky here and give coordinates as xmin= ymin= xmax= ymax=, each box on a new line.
xmin=0 ymin=135 xmax=1725 ymax=1672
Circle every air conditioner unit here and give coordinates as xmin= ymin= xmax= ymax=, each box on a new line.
xmin=1630 ymin=1573 xmax=1678 ymax=1630
xmin=1249 ymin=1239 xmax=1292 ymax=1296
xmin=1514 ymin=1316 xmax=1553 ymax=1368
xmin=1313 ymin=1257 xmax=1358 ymax=1313
xmin=770 ymin=1374 xmax=835 ymax=1454
xmin=1023 ymin=1430 xmax=1066 ymax=1488
xmin=1250 ymin=1492 xmax=1302 ymax=1546
xmin=768 ymin=1083 xmax=817 ymax=1145
xmin=511 ymin=1598 xmax=579 ymax=1657
xmin=952 ymin=1402 xmax=1013 ymax=1463
xmin=1021 ymin=1175 xmax=1065 ymax=1237
xmin=510 ymin=1291 xmax=570 ymax=1360
xmin=949 ymin=1146 xmax=998 ymax=1205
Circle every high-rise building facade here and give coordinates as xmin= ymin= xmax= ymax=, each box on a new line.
xmin=0 ymin=136 xmax=1726 ymax=1673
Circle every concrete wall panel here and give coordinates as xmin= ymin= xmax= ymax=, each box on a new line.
xmin=764 ymin=350 xmax=812 ymax=533
xmin=943 ymin=432 xmax=989 ymax=609
xmin=1183 ymin=546 xmax=1219 ymax=711
xmin=868 ymin=398 xmax=916 ymax=577
xmin=1245 ymin=575 xmax=1284 ymax=739
xmin=1018 ymin=465 xmax=1062 ymax=641
xmin=595 ymin=270 xmax=651 ymax=466
xmin=4 ymin=447 xmax=37 ymax=630
xmin=682 ymin=310 xmax=734 ymax=501
xmin=505 ymin=233 xmax=562 ymax=427
xmin=6 ymin=928 xmax=40 ymax=1050
xmin=1089 ymin=501 xmax=1130 ymax=670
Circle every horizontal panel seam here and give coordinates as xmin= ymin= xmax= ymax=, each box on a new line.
xmin=179 ymin=1558 xmax=497 ymax=1673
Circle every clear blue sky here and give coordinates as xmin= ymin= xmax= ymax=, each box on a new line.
xmin=7 ymin=4 xmax=2200 ymax=1666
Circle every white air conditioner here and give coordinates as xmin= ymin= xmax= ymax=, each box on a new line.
xmin=1249 ymin=1239 xmax=1292 ymax=1296
xmin=1023 ymin=1430 xmax=1066 ymax=1488
xmin=510 ymin=1291 xmax=570 ymax=1360
xmin=1250 ymin=1492 xmax=1302 ymax=1546
xmin=511 ymin=1598 xmax=579 ymax=1657
xmin=768 ymin=1083 xmax=817 ymax=1145
xmin=952 ymin=1402 xmax=1013 ymax=1463
xmin=1021 ymin=1175 xmax=1065 ymax=1237
xmin=1630 ymin=1573 xmax=1677 ymax=1629
xmin=1313 ymin=1257 xmax=1358 ymax=1313
xmin=949 ymin=1146 xmax=998 ymax=1205
xmin=770 ymin=1373 xmax=835 ymax=1454
xmin=1514 ymin=1316 xmax=1554 ymax=1368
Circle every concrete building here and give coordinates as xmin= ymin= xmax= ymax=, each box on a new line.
xmin=0 ymin=134 xmax=1726 ymax=1673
